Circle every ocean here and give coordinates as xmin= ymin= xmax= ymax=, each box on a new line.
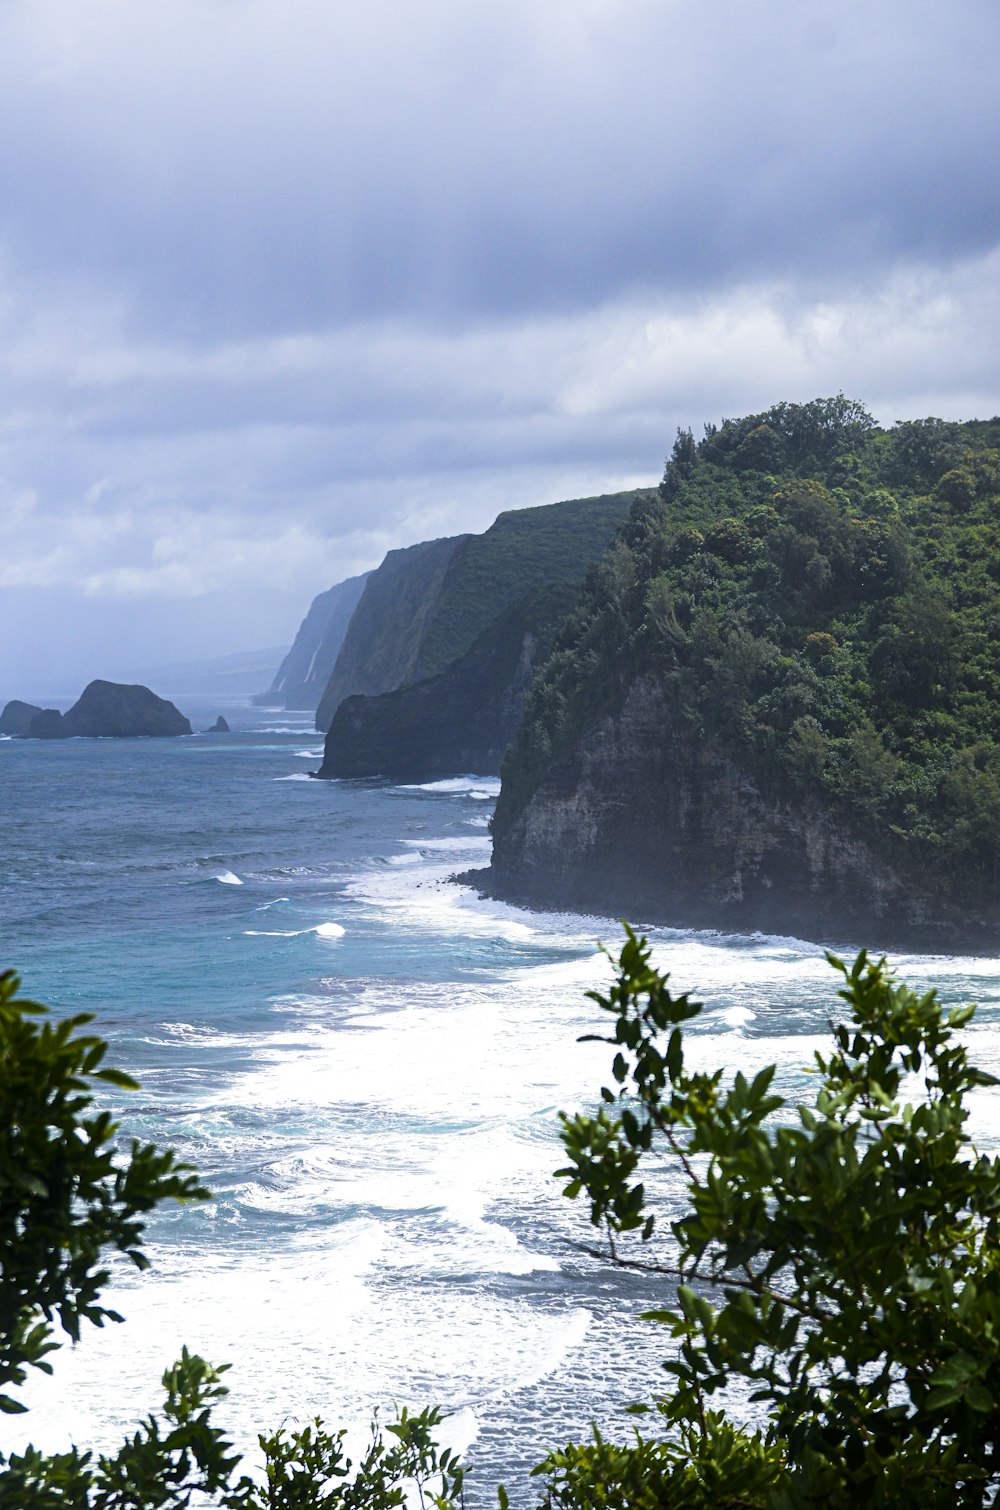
xmin=3 ymin=695 xmax=1000 ymax=1502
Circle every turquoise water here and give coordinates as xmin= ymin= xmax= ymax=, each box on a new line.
xmin=3 ymin=696 xmax=1000 ymax=1500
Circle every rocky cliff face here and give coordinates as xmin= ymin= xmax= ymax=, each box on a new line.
xmin=318 ymin=583 xmax=577 ymax=780
xmin=27 ymin=681 xmax=191 ymax=738
xmin=316 ymin=490 xmax=640 ymax=766
xmin=485 ymin=677 xmax=999 ymax=953
xmin=0 ymin=700 xmax=43 ymax=736
xmin=256 ymin=571 xmax=370 ymax=711
xmin=315 ymin=536 xmax=465 ymax=731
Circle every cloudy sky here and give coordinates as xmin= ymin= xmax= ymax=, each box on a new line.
xmin=1 ymin=0 xmax=997 ymax=695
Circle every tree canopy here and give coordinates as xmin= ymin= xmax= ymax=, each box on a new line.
xmin=497 ymin=399 xmax=1000 ymax=891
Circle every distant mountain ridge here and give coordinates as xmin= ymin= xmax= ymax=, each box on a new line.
xmin=117 ymin=647 xmax=286 ymax=697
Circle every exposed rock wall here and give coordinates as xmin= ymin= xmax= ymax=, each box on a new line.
xmin=315 ymin=536 xmax=464 ymax=731
xmin=0 ymin=700 xmax=43 ymax=736
xmin=318 ymin=583 xmax=576 ymax=780
xmin=486 ymin=677 xmax=999 ymax=953
xmin=256 ymin=571 xmax=370 ymax=711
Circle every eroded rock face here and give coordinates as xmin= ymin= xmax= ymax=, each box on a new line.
xmin=29 ymin=681 xmax=191 ymax=739
xmin=0 ymin=700 xmax=44 ymax=736
xmin=486 ymin=676 xmax=999 ymax=953
xmin=317 ymin=582 xmax=578 ymax=781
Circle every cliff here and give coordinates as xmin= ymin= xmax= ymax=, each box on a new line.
xmin=483 ymin=399 xmax=1000 ymax=952
xmin=0 ymin=700 xmax=43 ymax=736
xmin=314 ymin=491 xmax=643 ymax=733
xmin=408 ymin=491 xmax=646 ymax=682
xmin=255 ymin=572 xmax=370 ymax=710
xmin=484 ymin=675 xmax=997 ymax=951
xmin=318 ymin=582 xmax=579 ymax=779
xmin=27 ymin=681 xmax=192 ymax=738
xmin=315 ymin=536 xmax=464 ymax=731
xmin=316 ymin=489 xmax=640 ymax=773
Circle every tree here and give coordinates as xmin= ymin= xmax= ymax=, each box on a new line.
xmin=0 ymin=969 xmax=464 ymax=1509
xmin=547 ymin=930 xmax=1000 ymax=1508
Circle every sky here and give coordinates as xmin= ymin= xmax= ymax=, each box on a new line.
xmin=1 ymin=0 xmax=998 ymax=696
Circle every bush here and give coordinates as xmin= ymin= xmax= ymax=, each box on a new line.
xmin=552 ymin=929 xmax=1000 ymax=1508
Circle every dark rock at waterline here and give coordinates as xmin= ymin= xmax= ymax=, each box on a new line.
xmin=0 ymin=700 xmax=44 ymax=736
xmin=28 ymin=681 xmax=192 ymax=739
xmin=28 ymin=709 xmax=67 ymax=738
xmin=485 ymin=675 xmax=1000 ymax=955
xmin=205 ymin=715 xmax=230 ymax=733
xmin=317 ymin=581 xmax=579 ymax=780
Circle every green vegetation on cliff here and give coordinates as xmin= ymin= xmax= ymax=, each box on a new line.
xmin=317 ymin=491 xmax=639 ymax=764
xmin=320 ymin=581 xmax=580 ymax=779
xmin=496 ymin=399 xmax=1000 ymax=892
xmin=315 ymin=535 xmax=465 ymax=730
xmin=411 ymin=491 xmax=646 ymax=683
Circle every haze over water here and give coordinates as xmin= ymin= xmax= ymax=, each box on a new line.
xmin=4 ymin=697 xmax=1000 ymax=1501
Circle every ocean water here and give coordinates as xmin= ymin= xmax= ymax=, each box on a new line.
xmin=3 ymin=695 xmax=1000 ymax=1501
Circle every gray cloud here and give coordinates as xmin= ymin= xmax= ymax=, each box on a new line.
xmin=0 ymin=0 xmax=997 ymax=693
xmin=1 ymin=0 xmax=996 ymax=336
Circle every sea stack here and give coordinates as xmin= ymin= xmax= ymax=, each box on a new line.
xmin=0 ymin=700 xmax=44 ymax=736
xmin=27 ymin=681 xmax=192 ymax=738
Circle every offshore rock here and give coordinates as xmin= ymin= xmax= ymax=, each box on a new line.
xmin=0 ymin=700 xmax=44 ymax=736
xmin=206 ymin=715 xmax=230 ymax=733
xmin=28 ymin=681 xmax=192 ymax=739
xmin=484 ymin=677 xmax=1000 ymax=954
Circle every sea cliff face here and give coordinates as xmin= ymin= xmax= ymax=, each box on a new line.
xmin=316 ymin=491 xmax=641 ymax=774
xmin=256 ymin=571 xmax=370 ymax=711
xmin=318 ymin=583 xmax=576 ymax=779
xmin=315 ymin=536 xmax=464 ymax=730
xmin=479 ymin=401 xmax=1000 ymax=952
xmin=486 ymin=677 xmax=999 ymax=952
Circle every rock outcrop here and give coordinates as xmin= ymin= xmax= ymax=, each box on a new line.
xmin=206 ymin=716 xmax=230 ymax=733
xmin=27 ymin=681 xmax=191 ymax=739
xmin=0 ymin=700 xmax=44 ymax=736
xmin=483 ymin=677 xmax=999 ymax=952
xmin=254 ymin=572 xmax=370 ymax=711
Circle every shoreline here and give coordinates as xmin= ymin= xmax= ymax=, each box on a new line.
xmin=457 ymin=866 xmax=1000 ymax=961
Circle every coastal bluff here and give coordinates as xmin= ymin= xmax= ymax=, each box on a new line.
xmin=478 ymin=400 xmax=1000 ymax=954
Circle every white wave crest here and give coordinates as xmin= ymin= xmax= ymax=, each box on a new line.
xmin=396 ymin=776 xmax=501 ymax=797
xmin=244 ymin=922 xmax=346 ymax=939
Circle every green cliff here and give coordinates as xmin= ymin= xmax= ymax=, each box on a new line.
xmin=317 ymin=582 xmax=580 ymax=779
xmin=486 ymin=399 xmax=1000 ymax=951
xmin=316 ymin=491 xmax=641 ymax=774
xmin=314 ymin=536 xmax=465 ymax=731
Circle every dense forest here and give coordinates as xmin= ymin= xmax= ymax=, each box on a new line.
xmin=495 ymin=398 xmax=1000 ymax=894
